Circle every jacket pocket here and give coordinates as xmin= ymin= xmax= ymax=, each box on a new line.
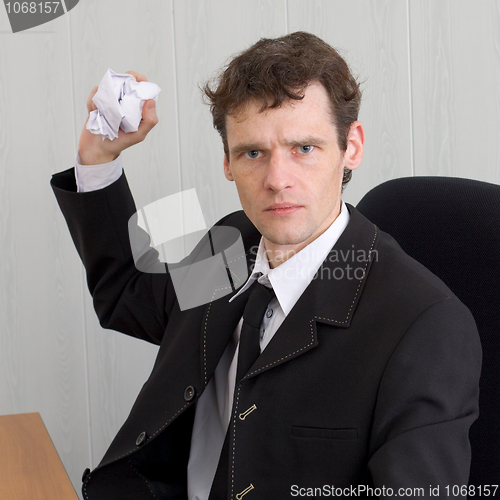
xmin=291 ymin=426 xmax=358 ymax=440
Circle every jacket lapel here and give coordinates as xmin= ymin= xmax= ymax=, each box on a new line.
xmin=312 ymin=205 xmax=379 ymax=327
xmin=243 ymin=283 xmax=318 ymax=380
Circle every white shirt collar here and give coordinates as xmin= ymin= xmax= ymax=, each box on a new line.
xmin=230 ymin=201 xmax=350 ymax=315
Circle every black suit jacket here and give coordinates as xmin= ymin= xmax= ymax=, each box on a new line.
xmin=51 ymin=169 xmax=481 ymax=500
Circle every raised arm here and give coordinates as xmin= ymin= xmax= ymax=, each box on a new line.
xmin=51 ymin=73 xmax=173 ymax=345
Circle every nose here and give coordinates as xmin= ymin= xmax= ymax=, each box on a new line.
xmin=263 ymin=150 xmax=294 ymax=192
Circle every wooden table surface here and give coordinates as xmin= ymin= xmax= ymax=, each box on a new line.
xmin=0 ymin=412 xmax=78 ymax=499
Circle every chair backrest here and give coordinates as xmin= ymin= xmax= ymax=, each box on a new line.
xmin=356 ymin=176 xmax=500 ymax=488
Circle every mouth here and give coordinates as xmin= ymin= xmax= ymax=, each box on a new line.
xmin=265 ymin=203 xmax=302 ymax=216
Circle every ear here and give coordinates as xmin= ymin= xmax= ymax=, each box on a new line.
xmin=343 ymin=121 xmax=364 ymax=171
xmin=223 ymin=153 xmax=234 ymax=181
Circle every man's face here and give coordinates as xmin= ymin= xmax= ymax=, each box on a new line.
xmin=223 ymin=82 xmax=363 ymax=265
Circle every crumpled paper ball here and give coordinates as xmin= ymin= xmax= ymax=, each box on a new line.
xmin=86 ymin=69 xmax=161 ymax=140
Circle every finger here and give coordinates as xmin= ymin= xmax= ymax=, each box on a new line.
xmin=121 ymin=100 xmax=158 ymax=146
xmin=141 ymin=99 xmax=159 ymax=130
xmin=126 ymin=70 xmax=148 ymax=82
xmin=86 ymin=86 xmax=99 ymax=114
xmin=136 ymin=99 xmax=159 ymax=139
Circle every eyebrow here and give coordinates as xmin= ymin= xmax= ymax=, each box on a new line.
xmin=284 ymin=136 xmax=328 ymax=148
xmin=230 ymin=142 xmax=267 ymax=156
xmin=230 ymin=136 xmax=328 ymax=156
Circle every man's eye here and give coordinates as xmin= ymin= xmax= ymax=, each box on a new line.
xmin=245 ymin=150 xmax=260 ymax=159
xmin=298 ymin=145 xmax=314 ymax=154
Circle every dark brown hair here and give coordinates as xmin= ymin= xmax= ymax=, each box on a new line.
xmin=202 ymin=31 xmax=362 ymax=188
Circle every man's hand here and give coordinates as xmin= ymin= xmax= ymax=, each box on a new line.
xmin=78 ymin=71 xmax=159 ymax=165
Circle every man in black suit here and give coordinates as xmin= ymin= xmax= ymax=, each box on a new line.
xmin=52 ymin=32 xmax=481 ymax=499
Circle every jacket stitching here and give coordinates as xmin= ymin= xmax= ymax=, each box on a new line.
xmin=128 ymin=460 xmax=158 ymax=499
xmin=103 ymin=402 xmax=191 ymax=467
xmin=83 ymin=479 xmax=89 ymax=499
xmin=203 ymin=286 xmax=233 ymax=386
xmin=243 ymin=319 xmax=316 ymax=379
xmin=316 ymin=225 xmax=378 ymax=325
xmin=230 ymin=385 xmax=242 ymax=499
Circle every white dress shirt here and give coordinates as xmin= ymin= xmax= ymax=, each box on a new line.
xmin=75 ymin=156 xmax=350 ymax=500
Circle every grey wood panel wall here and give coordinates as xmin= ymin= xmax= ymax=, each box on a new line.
xmin=410 ymin=0 xmax=500 ymax=181
xmin=0 ymin=1 xmax=498 ymax=496
xmin=0 ymin=10 xmax=91 ymax=496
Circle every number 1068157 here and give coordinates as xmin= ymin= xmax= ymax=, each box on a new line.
xmin=445 ymin=485 xmax=498 ymax=497
xmin=5 ymin=2 xmax=61 ymax=14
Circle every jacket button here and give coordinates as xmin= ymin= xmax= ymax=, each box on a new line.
xmin=82 ymin=468 xmax=91 ymax=482
xmin=136 ymin=431 xmax=148 ymax=446
xmin=184 ymin=385 xmax=196 ymax=401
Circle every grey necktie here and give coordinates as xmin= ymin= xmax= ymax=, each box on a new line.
xmin=236 ymin=280 xmax=275 ymax=383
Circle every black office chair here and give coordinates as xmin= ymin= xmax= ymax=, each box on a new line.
xmin=356 ymin=176 xmax=500 ymax=490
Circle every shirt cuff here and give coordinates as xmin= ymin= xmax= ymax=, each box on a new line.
xmin=75 ymin=152 xmax=123 ymax=193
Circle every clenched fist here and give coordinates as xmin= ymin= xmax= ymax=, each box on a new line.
xmin=78 ymin=71 xmax=159 ymax=165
